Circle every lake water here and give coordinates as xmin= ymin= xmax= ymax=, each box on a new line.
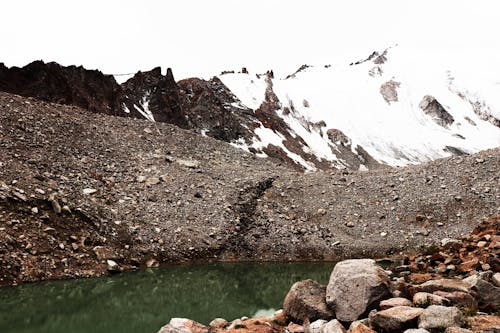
xmin=0 ymin=262 xmax=334 ymax=333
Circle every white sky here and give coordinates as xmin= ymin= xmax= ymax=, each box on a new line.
xmin=1 ymin=0 xmax=499 ymax=80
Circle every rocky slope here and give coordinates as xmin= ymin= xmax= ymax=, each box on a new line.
xmin=0 ymin=91 xmax=498 ymax=286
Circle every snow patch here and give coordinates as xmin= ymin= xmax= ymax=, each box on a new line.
xmin=219 ymin=45 xmax=500 ymax=168
xmin=134 ymin=92 xmax=155 ymax=122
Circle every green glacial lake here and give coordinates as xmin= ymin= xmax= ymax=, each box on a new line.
xmin=0 ymin=262 xmax=334 ymax=333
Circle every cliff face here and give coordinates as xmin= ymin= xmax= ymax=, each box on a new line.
xmin=0 ymin=61 xmax=122 ymax=115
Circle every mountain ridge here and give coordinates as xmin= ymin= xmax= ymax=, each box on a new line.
xmin=1 ymin=45 xmax=499 ymax=171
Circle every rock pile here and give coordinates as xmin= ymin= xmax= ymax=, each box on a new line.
xmin=157 ymin=257 xmax=499 ymax=333
xmin=397 ymin=215 xmax=499 ymax=285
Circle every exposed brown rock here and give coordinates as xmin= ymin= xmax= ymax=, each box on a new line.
xmin=419 ymin=95 xmax=454 ymax=127
xmin=283 ymin=279 xmax=334 ymax=323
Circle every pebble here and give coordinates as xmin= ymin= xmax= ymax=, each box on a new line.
xmin=146 ymin=177 xmax=160 ymax=186
xmin=106 ymin=260 xmax=120 ymax=272
xmin=477 ymin=241 xmax=487 ymax=248
xmin=82 ymin=188 xmax=97 ymax=195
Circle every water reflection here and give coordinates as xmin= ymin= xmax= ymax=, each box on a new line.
xmin=0 ymin=262 xmax=333 ymax=333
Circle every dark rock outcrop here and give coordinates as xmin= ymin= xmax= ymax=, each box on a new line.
xmin=419 ymin=95 xmax=454 ymax=127
xmin=0 ymin=61 xmax=122 ymax=115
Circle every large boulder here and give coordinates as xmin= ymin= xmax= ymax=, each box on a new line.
xmin=370 ymin=306 xmax=424 ymax=333
xmin=326 ymin=259 xmax=391 ymax=322
xmin=463 ymin=274 xmax=500 ymax=311
xmin=418 ymin=306 xmax=463 ymax=331
xmin=283 ymin=279 xmax=334 ymax=323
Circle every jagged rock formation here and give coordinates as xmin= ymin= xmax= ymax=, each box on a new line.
xmin=0 ymin=61 xmax=122 ymax=115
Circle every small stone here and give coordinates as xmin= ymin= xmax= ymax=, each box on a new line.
xmin=82 ymin=188 xmax=97 ymax=195
xmin=444 ymin=327 xmax=473 ymax=333
xmin=12 ymin=191 xmax=27 ymax=201
xmin=418 ymin=305 xmax=463 ymax=330
xmin=322 ymin=319 xmax=347 ymax=333
xmin=380 ymin=297 xmax=413 ymax=310
xmin=476 ymin=241 xmax=487 ymax=248
xmin=345 ymin=221 xmax=355 ymax=228
xmin=71 ymin=243 xmax=79 ymax=251
xmin=466 ymin=315 xmax=500 ymax=333
xmin=433 ymin=291 xmax=477 ymax=312
xmin=146 ymin=177 xmax=160 ymax=186
xmin=272 ymin=309 xmax=286 ymax=325
xmin=370 ymin=306 xmax=424 ymax=333
xmin=136 ymin=176 xmax=146 ymax=183
xmin=415 ymin=279 xmax=471 ymax=294
xmin=317 ymin=208 xmax=327 ymax=215
xmin=165 ymin=155 xmax=176 ymax=163
xmin=350 ymin=323 xmax=376 ymax=333
xmin=143 ymin=128 xmax=152 ymax=134
xmin=413 ymin=292 xmax=450 ymax=307
xmin=31 ymin=207 xmax=38 ymax=214
xmin=58 ymin=243 xmax=65 ymax=250
xmin=227 ymin=319 xmax=244 ymax=330
xmin=308 ymin=319 xmax=327 ymax=333
xmin=35 ymin=188 xmax=46 ymax=195
xmin=158 ymin=318 xmax=209 ymax=333
xmin=286 ymin=322 xmax=304 ymax=333
xmin=492 ymin=273 xmax=500 ymax=287
xmin=62 ymin=205 xmax=71 ymax=214
xmin=176 ymin=159 xmax=200 ymax=168
xmin=146 ymin=258 xmax=159 ymax=268
xmin=209 ymin=318 xmax=228 ymax=330
xmin=380 ymin=231 xmax=388 ymax=237
xmin=106 ymin=260 xmax=120 ymax=272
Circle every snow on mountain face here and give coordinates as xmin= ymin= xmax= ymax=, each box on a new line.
xmin=218 ymin=46 xmax=500 ymax=170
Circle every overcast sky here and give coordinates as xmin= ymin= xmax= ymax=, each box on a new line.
xmin=1 ymin=0 xmax=499 ymax=80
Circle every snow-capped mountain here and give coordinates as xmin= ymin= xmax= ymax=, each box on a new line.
xmin=1 ymin=45 xmax=499 ymax=172
xmin=218 ymin=46 xmax=500 ymax=171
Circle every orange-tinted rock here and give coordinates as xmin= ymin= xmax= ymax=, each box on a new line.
xmin=408 ymin=273 xmax=433 ymax=284
xmin=350 ymin=323 xmax=377 ymax=333
xmin=458 ymin=258 xmax=479 ymax=273
xmin=223 ymin=318 xmax=280 ymax=333
xmin=286 ymin=322 xmax=304 ymax=333
xmin=466 ymin=315 xmax=500 ymax=332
